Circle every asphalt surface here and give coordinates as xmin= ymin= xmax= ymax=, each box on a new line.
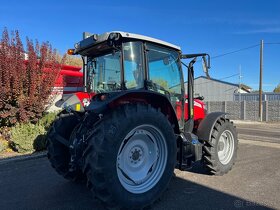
xmin=0 ymin=121 xmax=279 ymax=210
xmin=236 ymin=122 xmax=280 ymax=143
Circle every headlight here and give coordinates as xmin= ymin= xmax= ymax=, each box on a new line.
xmin=82 ymin=98 xmax=90 ymax=107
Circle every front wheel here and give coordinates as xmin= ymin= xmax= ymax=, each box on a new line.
xmin=47 ymin=112 xmax=84 ymax=181
xmin=202 ymin=117 xmax=238 ymax=175
xmin=83 ymin=104 xmax=177 ymax=209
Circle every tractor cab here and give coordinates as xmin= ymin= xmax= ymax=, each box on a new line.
xmin=67 ymin=32 xmax=208 ymax=129
xmin=70 ymin=32 xmax=184 ymax=109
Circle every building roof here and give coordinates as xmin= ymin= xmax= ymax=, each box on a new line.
xmin=193 ymin=76 xmax=251 ymax=93
xmin=194 ymin=76 xmax=239 ymax=87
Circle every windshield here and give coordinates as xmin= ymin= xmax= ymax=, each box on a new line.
xmin=87 ymin=51 xmax=121 ymax=93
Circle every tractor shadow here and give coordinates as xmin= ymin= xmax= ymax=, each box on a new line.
xmin=186 ymin=161 xmax=211 ymax=175
xmin=46 ymin=170 xmax=272 ymax=210
xmin=61 ymin=175 xmax=272 ymax=210
xmin=153 ymin=175 xmax=272 ymax=210
xmin=0 ymin=157 xmax=272 ymax=210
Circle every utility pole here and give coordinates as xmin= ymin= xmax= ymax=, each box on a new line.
xmin=259 ymin=40 xmax=263 ymax=121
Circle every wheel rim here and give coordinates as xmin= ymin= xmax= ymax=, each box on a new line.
xmin=116 ymin=124 xmax=167 ymax=194
xmin=217 ymin=130 xmax=235 ymax=165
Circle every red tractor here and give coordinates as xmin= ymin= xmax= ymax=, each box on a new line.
xmin=47 ymin=32 xmax=238 ymax=209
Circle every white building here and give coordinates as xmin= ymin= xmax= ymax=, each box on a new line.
xmin=185 ymin=76 xmax=250 ymax=101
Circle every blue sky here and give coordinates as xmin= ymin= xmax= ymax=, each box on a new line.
xmin=1 ymin=0 xmax=280 ymax=91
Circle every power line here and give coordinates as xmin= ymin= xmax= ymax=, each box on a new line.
xmin=264 ymin=42 xmax=280 ymax=45
xmin=212 ymin=44 xmax=260 ymax=59
xmin=219 ymin=73 xmax=239 ymax=80
xmin=211 ymin=42 xmax=280 ymax=60
xmin=183 ymin=41 xmax=280 ymax=88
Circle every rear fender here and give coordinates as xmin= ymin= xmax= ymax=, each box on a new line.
xmin=196 ymin=112 xmax=226 ymax=142
xmin=86 ymin=90 xmax=180 ymax=134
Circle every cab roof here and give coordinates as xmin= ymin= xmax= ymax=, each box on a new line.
xmin=112 ymin=31 xmax=181 ymax=51
xmin=74 ymin=31 xmax=181 ymax=55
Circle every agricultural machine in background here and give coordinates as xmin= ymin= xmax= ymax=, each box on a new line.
xmin=47 ymin=31 xmax=238 ymax=209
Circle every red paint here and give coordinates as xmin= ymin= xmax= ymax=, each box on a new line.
xmin=22 ymin=60 xmax=83 ymax=95
xmin=74 ymin=92 xmax=96 ymax=106
xmin=60 ymin=70 xmax=83 ymax=77
xmin=176 ymin=95 xmax=206 ymax=123
xmin=52 ymin=64 xmax=83 ymax=95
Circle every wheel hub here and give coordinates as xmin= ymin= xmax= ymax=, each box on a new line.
xmin=116 ymin=125 xmax=167 ymax=194
xmin=217 ymin=130 xmax=234 ymax=165
xmin=218 ymin=141 xmax=225 ymax=151
xmin=130 ymin=147 xmax=142 ymax=162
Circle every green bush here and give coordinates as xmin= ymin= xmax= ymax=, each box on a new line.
xmin=11 ymin=123 xmax=45 ymax=153
xmin=0 ymin=139 xmax=9 ymax=153
xmin=39 ymin=112 xmax=57 ymax=129
xmin=10 ymin=112 xmax=57 ymax=153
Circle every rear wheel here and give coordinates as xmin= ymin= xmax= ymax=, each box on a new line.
xmin=47 ymin=112 xmax=84 ymax=181
xmin=83 ymin=104 xmax=177 ymax=209
xmin=202 ymin=117 xmax=238 ymax=175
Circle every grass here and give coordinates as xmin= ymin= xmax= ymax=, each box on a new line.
xmin=9 ymin=112 xmax=57 ymax=153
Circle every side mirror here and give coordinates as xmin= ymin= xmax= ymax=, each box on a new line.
xmin=202 ymin=55 xmax=210 ymax=78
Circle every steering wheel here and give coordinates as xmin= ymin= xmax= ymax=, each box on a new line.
xmin=96 ymin=88 xmax=106 ymax=93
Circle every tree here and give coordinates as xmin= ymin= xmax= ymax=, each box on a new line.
xmin=273 ymin=84 xmax=280 ymax=93
xmin=0 ymin=28 xmax=62 ymax=126
xmin=57 ymin=53 xmax=82 ymax=67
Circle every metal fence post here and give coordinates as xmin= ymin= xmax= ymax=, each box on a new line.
xmin=207 ymin=101 xmax=210 ymax=113
xmin=264 ymin=100 xmax=268 ymax=122
xmin=242 ymin=100 xmax=246 ymax=120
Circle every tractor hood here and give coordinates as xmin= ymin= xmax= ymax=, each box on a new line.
xmin=55 ymin=93 xmax=86 ymax=112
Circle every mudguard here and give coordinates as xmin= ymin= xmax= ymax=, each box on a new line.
xmin=86 ymin=89 xmax=180 ymax=134
xmin=196 ymin=112 xmax=226 ymax=142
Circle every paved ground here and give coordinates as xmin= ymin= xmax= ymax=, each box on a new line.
xmin=236 ymin=121 xmax=280 ymax=144
xmin=0 ymin=121 xmax=279 ymax=210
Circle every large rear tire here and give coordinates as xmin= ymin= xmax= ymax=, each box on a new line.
xmin=202 ymin=117 xmax=238 ymax=175
xmin=47 ymin=112 xmax=84 ymax=181
xmin=83 ymin=104 xmax=177 ymax=209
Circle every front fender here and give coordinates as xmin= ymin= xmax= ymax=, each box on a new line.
xmin=196 ymin=112 xmax=226 ymax=142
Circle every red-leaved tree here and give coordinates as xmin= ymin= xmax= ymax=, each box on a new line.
xmin=0 ymin=28 xmax=62 ymax=126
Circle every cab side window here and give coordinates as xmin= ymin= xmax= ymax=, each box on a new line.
xmin=123 ymin=42 xmax=144 ymax=89
xmin=146 ymin=44 xmax=182 ymax=96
